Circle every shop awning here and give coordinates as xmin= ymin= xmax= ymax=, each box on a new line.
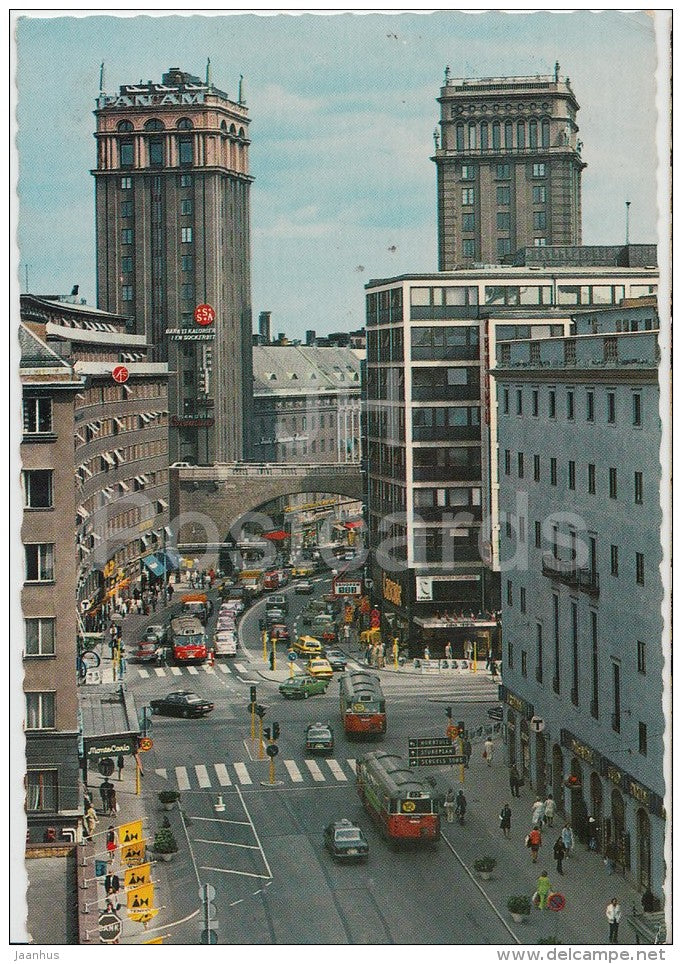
xmin=160 ymin=548 xmax=180 ymax=572
xmin=142 ymin=554 xmax=165 ymax=576
xmin=80 ymin=686 xmax=140 ymax=761
xmin=263 ymin=530 xmax=289 ymax=541
xmin=344 ymin=520 xmax=364 ymax=529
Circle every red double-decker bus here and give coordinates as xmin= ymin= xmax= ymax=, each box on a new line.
xmin=356 ymin=751 xmax=440 ymax=843
xmin=338 ymin=671 xmax=386 ymax=738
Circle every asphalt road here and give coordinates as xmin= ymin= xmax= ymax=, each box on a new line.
xmin=123 ymin=577 xmax=509 ymax=944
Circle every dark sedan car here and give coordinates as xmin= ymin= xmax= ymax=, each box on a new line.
xmin=487 ymin=704 xmax=504 ymax=722
xmin=150 ymin=691 xmax=214 ymax=718
xmin=323 ymin=649 xmax=347 ymax=671
xmin=305 ymin=722 xmax=334 ymax=754
xmin=323 ymin=819 xmax=369 ymax=861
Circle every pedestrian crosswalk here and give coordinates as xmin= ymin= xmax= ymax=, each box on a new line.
xmin=134 ymin=662 xmax=237 ymax=680
xmin=157 ymin=756 xmax=359 ymax=792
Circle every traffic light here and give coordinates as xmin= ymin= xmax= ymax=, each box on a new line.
xmin=458 ymin=721 xmax=466 ymax=737
xmin=259 ymin=619 xmax=266 ymax=632
xmin=445 ymin=707 xmax=452 ymax=719
xmin=263 ymin=726 xmax=271 ymax=741
xmin=250 ymin=686 xmax=257 ymax=703
xmin=272 ymin=722 xmax=280 ymax=741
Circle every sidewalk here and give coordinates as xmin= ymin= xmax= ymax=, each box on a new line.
xmin=438 ymin=746 xmax=643 ymax=945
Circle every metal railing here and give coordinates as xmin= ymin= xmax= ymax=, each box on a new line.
xmin=176 ymin=462 xmax=362 ymax=481
xmin=541 ymin=553 xmax=600 ymax=596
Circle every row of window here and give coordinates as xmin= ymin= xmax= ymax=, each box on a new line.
xmin=77 ymin=438 xmax=168 ymax=485
xmin=121 ymin=174 xmax=193 ymax=192
xmin=121 ymin=198 xmax=193 ymax=219
xmin=121 ymin=225 xmax=193 ymax=246
xmin=455 ymin=120 xmax=551 ymax=152
xmin=503 ymin=448 xmax=644 ymax=504
xmin=502 ymin=385 xmax=643 ymax=426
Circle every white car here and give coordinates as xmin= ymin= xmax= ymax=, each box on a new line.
xmin=214 ymin=630 xmax=237 ymax=656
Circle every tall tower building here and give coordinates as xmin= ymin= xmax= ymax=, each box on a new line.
xmin=433 ymin=65 xmax=586 ymax=270
xmin=92 ymin=66 xmax=253 ymax=463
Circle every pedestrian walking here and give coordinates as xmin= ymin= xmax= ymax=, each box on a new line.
xmin=84 ymin=804 xmax=99 ymax=840
xmin=465 ymin=639 xmax=474 ymax=662
xmin=118 ymin=646 xmax=127 ymax=680
xmin=99 ymin=780 xmax=114 ymax=815
xmin=526 ymin=827 xmax=542 ymax=863
xmin=606 ymin=897 xmax=622 ymax=944
xmin=561 ymin=823 xmax=575 ymax=857
xmin=167 ymin=583 xmax=174 ymax=601
xmin=444 ymin=788 xmax=455 ymax=824
xmin=535 ymin=870 xmax=552 ymax=910
xmin=108 ymin=786 xmax=118 ymax=814
xmin=423 ymin=645 xmax=431 ymax=661
xmin=455 ymin=789 xmax=467 ymax=825
xmin=444 ymin=641 xmax=452 ymax=661
xmin=104 ymin=872 xmax=120 ymax=896
xmin=109 ymin=627 xmax=117 ymax=659
xmin=531 ymin=797 xmax=546 ymax=829
xmin=490 ymin=659 xmax=498 ymax=679
xmin=105 ymin=826 xmax=117 ymax=862
xmin=588 ymin=816 xmax=600 ymax=851
xmin=553 ymin=836 xmax=567 ymax=874
xmin=509 ymin=765 xmax=522 ymax=797
xmin=499 ymin=802 xmax=512 ymax=838
xmin=462 ymin=737 xmax=472 ymax=768
xmin=604 ymin=841 xmax=617 ymax=876
xmin=116 ymin=754 xmax=124 ymax=782
xmin=483 ymin=737 xmax=494 ymax=765
xmin=544 ymin=794 xmax=556 ymax=826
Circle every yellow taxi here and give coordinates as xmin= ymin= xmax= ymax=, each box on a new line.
xmin=291 ymin=566 xmax=315 ymax=578
xmin=291 ymin=635 xmax=323 ymax=657
xmin=306 ymin=657 xmax=334 ymax=680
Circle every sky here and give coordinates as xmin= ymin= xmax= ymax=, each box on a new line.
xmin=14 ymin=10 xmax=665 ymax=340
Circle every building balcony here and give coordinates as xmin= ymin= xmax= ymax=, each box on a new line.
xmin=433 ymin=144 xmax=582 ymax=161
xmin=541 ymin=553 xmax=600 ymax=597
xmin=412 ymin=425 xmax=481 ymax=443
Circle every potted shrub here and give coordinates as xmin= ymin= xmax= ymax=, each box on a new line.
xmin=507 ymin=895 xmax=531 ymax=923
xmin=158 ymin=790 xmax=180 ymax=811
xmin=473 ymin=856 xmax=497 ymax=880
xmin=153 ymin=826 xmax=178 ymax=862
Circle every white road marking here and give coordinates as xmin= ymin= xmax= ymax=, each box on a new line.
xmin=194 ymin=838 xmax=260 ymax=850
xmin=218 ymin=664 xmax=230 ymax=674
xmin=214 ymin=763 xmax=232 ymax=786
xmin=187 ymin=666 xmax=199 ymax=675
xmin=234 ymin=762 xmax=252 ymax=785
xmin=200 ymin=866 xmax=271 ymax=880
xmin=327 ymin=759 xmax=347 ymax=781
xmin=283 ymin=760 xmax=304 ymax=783
xmin=175 ymin=766 xmax=190 ymax=791
xmin=155 ymin=768 xmax=167 ymax=779
xmin=346 ymin=758 xmax=357 ymax=774
xmin=138 ymin=668 xmax=150 ymax=678
xmin=154 ymin=667 xmax=165 ymax=677
xmin=202 ymin=664 xmax=216 ymax=674
xmin=191 ymin=816 xmax=250 ymax=826
xmin=170 ymin=666 xmax=182 ymax=676
xmin=304 ymin=759 xmax=325 ymax=782
xmin=235 ymin=663 xmax=248 ymax=674
xmin=195 ymin=765 xmax=211 ymax=788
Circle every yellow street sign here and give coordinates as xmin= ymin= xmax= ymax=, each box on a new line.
xmin=118 ymin=819 xmax=144 ymax=846
xmin=127 ymin=882 xmax=155 ymax=912
xmin=124 ymin=863 xmax=151 ymax=889
xmin=128 ymin=907 xmax=159 ymax=925
xmin=121 ymin=840 xmax=147 ymax=867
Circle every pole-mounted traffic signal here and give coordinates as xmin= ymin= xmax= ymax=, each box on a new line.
xmin=445 ymin=707 xmax=452 ymax=719
xmin=272 ymin=722 xmax=280 ymax=741
xmin=250 ymin=685 xmax=257 ymax=703
xmin=458 ymin=721 xmax=466 ymax=737
xmin=263 ymin=726 xmax=271 ymax=741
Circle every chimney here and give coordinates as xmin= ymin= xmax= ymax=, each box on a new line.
xmin=258 ymin=311 xmax=272 ymax=344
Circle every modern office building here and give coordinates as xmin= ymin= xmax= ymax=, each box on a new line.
xmin=364 ymin=265 xmax=658 ymax=651
xmin=92 ymin=66 xmax=253 ymax=464
xmin=493 ymin=301 xmax=665 ymax=897
xmin=20 ymin=294 xmax=171 ymax=624
xmin=20 ymin=324 xmax=82 ymax=843
xmin=433 ymin=66 xmax=585 ymax=269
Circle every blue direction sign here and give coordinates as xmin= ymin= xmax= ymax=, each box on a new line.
xmin=287 ymin=650 xmax=297 ymax=661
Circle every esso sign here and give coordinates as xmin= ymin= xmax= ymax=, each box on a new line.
xmin=112 ymin=365 xmax=129 ymax=384
xmin=194 ymin=304 xmax=216 ymax=327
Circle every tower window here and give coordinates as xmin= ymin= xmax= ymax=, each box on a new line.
xmin=532 ymin=162 xmax=546 ymax=177
xmin=461 ymin=188 xmax=475 ymax=205
xmin=533 ymin=185 xmax=546 ymax=203
xmin=177 ymin=118 xmax=194 ymax=130
xmin=181 ymin=227 xmax=193 ymax=243
xmin=149 ymin=139 xmax=164 ymax=167
xmin=117 ymin=120 xmax=134 ymax=132
xmin=121 ymin=176 xmax=132 ymax=190
xmin=119 ymin=141 xmax=134 ymax=167
xmin=496 ymin=163 xmax=510 ymax=179
xmin=179 ymin=138 xmax=193 ymax=166
xmin=180 ymin=199 xmax=193 ymax=216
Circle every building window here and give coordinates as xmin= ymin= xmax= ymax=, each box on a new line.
xmin=121 ymin=285 xmax=134 ymax=301
xmin=502 ymin=388 xmax=509 ymax=414
xmin=571 ymin=602 xmax=579 ymax=705
xmin=119 ymin=141 xmax=134 ymax=167
xmin=504 ymin=120 xmax=513 ymax=149
xmin=505 ymin=517 xmax=512 ymax=539
xmin=26 ymin=769 xmax=58 ymax=811
xmin=612 ymin=662 xmax=621 ymax=732
xmin=633 ymin=393 xmax=642 ymax=426
xmin=534 ymin=237 xmax=547 ymax=247
xmin=532 ymin=185 xmax=546 ymax=203
xmin=634 ymin=471 xmax=643 ymax=504
xmin=496 ymin=212 xmax=511 ymax=231
xmin=181 ymin=227 xmax=193 ymax=243
xmin=609 ymin=467 xmax=617 ymax=499
xmin=461 ymin=164 xmax=476 ymax=180
xmin=180 ymin=199 xmax=193 ymax=216
xmin=462 ymin=239 xmax=475 ymax=258
xmin=121 ymin=228 xmax=133 ymax=245
xmin=496 ymin=163 xmax=510 ymax=179
xmin=121 ymin=200 xmax=133 ymax=218
xmin=516 ymin=389 xmax=523 ymax=416
xmin=536 ymin=623 xmax=543 ymax=683
xmin=548 ymin=390 xmax=556 ymax=418
xmin=607 ymin=392 xmax=616 ymax=423
xmin=541 ymin=118 xmax=550 ymax=147
xmin=180 ymin=173 xmax=193 ymax=187
xmin=520 ymin=587 xmax=526 ymax=613
xmin=181 ymin=254 xmax=193 ymax=272
xmin=567 ymin=391 xmax=574 ymax=420
xmin=507 ymin=640 xmax=513 ymax=670
xmin=179 ymin=138 xmax=194 ymax=165
xmin=534 ymin=520 xmax=541 ymax=548
xmin=553 ymin=594 xmax=560 ymax=692
xmin=504 ymin=450 xmax=511 ymax=475
xmin=461 ymin=188 xmax=475 ymax=205
xmin=529 ymin=119 xmax=538 ymax=148
xmin=533 ymin=211 xmax=546 ymax=230
xmin=507 ymin=580 xmax=513 ymax=606
xmin=121 ymin=256 xmax=133 ymax=274
xmin=180 ymin=283 xmax=194 ymax=301
xmin=529 ymin=390 xmax=538 ymax=417
xmin=533 ymin=454 xmax=540 ymax=482
xmin=121 ymin=176 xmax=132 ymax=190
xmin=462 ymin=212 xmax=475 ymax=232
xmin=521 ymin=650 xmax=527 ymax=677
xmin=550 ymin=458 xmax=557 ymax=486
xmin=638 ymin=722 xmax=648 ymax=756
xmin=467 ymin=122 xmax=477 ymax=150
xmin=496 ymin=238 xmax=512 ymax=258
xmin=586 ymin=390 xmax=594 ymax=421
xmin=25 ymin=544 xmax=54 ymax=583
xmin=25 ymin=692 xmax=55 ymax=730
xmin=532 ymin=162 xmax=546 ymax=177
xmin=610 ymin=544 xmax=619 ymax=576
xmin=568 ymin=461 xmax=575 ymax=490
xmin=636 ymin=552 xmax=645 ymax=585
xmin=517 ymin=121 xmax=526 ymax=149
xmin=24 ymin=618 xmax=56 ymax=657
xmin=588 ymin=463 xmax=596 ymax=495
xmin=517 ymin=452 xmax=524 ymax=478
xmin=22 ymin=470 xmax=53 ymax=509
xmin=492 ymin=122 xmax=501 ymax=150
xmin=591 ymin=611 xmax=599 ymax=718
xmin=23 ymin=397 xmax=53 ymax=435
xmin=149 ymin=139 xmax=164 ymax=166
xmin=637 ymin=640 xmax=646 ymax=675
xmin=496 ymin=186 xmax=511 ymax=205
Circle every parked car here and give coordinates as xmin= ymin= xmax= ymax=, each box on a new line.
xmin=292 ymin=635 xmax=323 ymax=657
xmin=295 ymin=580 xmax=314 ymax=594
xmin=323 ymin=649 xmax=348 ymax=671
xmin=132 ymin=641 xmax=160 ymax=663
xmin=306 ymin=657 xmax=334 ymax=680
xmin=323 ymin=819 xmax=369 ymax=861
xmin=279 ymin=676 xmax=329 ymax=700
xmin=305 ymin=722 xmax=334 ymax=754
xmin=150 ymin=691 xmax=214 ymax=718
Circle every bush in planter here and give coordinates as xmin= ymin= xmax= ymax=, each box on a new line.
xmin=507 ymin=895 xmax=531 ymax=916
xmin=158 ymin=790 xmax=180 ymax=807
xmin=473 ymin=857 xmax=497 ymax=874
xmin=153 ymin=826 xmax=179 ymax=855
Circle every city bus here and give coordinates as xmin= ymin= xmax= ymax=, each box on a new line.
xmin=238 ymin=569 xmax=264 ymax=596
xmin=338 ymin=670 xmax=386 ymax=738
xmin=180 ymin=592 xmax=211 ymax=624
xmin=356 ymin=751 xmax=441 ymax=843
xmin=170 ymin=615 xmax=208 ymax=663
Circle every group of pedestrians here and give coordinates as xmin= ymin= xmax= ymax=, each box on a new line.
xmin=443 ymin=788 xmax=467 ymax=825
